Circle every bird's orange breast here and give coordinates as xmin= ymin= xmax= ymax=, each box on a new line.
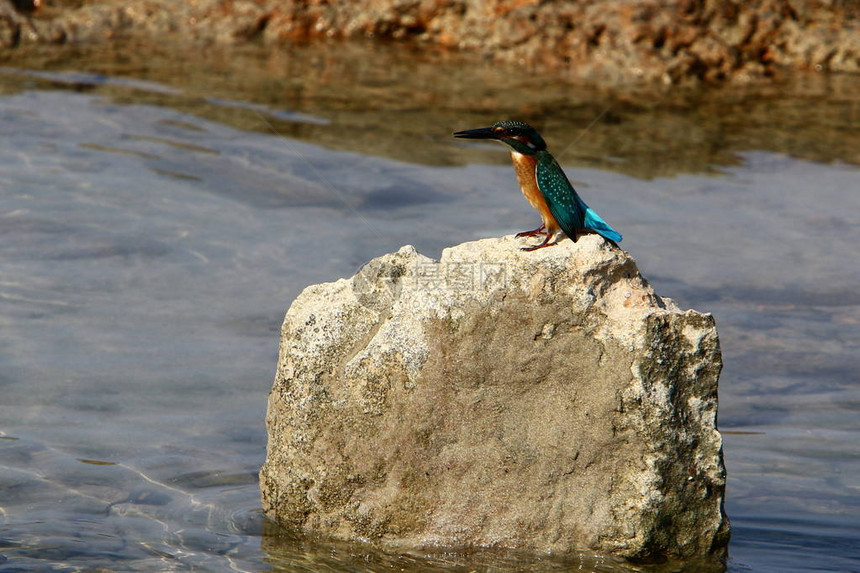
xmin=510 ymin=151 xmax=559 ymax=233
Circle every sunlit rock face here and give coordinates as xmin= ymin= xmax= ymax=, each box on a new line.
xmin=260 ymin=235 xmax=729 ymax=560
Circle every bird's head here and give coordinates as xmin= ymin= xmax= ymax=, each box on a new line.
xmin=453 ymin=120 xmax=547 ymax=156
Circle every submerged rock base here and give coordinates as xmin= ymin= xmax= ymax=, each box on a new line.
xmin=260 ymin=235 xmax=729 ymax=560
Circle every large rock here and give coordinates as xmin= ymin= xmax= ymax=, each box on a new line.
xmin=260 ymin=235 xmax=729 ymax=560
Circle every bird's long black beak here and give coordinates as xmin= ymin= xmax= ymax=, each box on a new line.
xmin=453 ymin=127 xmax=498 ymax=140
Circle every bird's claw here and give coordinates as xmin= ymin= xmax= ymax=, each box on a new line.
xmin=515 ymin=228 xmax=547 ymax=238
xmin=520 ymin=241 xmax=558 ymax=252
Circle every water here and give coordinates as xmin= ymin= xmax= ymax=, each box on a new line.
xmin=0 ymin=42 xmax=859 ymax=572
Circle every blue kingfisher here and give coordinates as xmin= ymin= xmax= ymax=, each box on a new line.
xmin=454 ymin=120 xmax=622 ymax=251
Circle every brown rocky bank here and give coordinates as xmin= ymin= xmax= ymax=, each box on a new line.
xmin=260 ymin=235 xmax=730 ymax=561
xmin=5 ymin=0 xmax=858 ymax=83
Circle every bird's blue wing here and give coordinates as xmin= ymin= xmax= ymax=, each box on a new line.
xmin=535 ymin=153 xmax=585 ymax=240
xmin=536 ymin=152 xmax=622 ymax=243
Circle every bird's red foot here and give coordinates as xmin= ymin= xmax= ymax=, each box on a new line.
xmin=521 ymin=242 xmax=558 ymax=252
xmin=521 ymin=234 xmax=558 ymax=251
xmin=515 ymin=225 xmax=547 ymax=238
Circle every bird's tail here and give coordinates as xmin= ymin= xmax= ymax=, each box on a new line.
xmin=584 ymin=208 xmax=622 ymax=243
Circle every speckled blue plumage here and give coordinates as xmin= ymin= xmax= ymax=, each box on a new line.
xmin=536 ymin=151 xmax=622 ymax=243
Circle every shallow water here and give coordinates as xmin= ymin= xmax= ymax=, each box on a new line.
xmin=0 ymin=42 xmax=859 ymax=572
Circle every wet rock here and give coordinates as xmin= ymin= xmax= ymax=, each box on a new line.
xmin=260 ymin=235 xmax=730 ymax=560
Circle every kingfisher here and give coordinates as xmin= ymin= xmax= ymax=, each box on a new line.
xmin=453 ymin=120 xmax=622 ymax=251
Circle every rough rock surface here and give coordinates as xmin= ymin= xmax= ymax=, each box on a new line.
xmin=260 ymin=235 xmax=729 ymax=560
xmin=5 ymin=0 xmax=858 ymax=83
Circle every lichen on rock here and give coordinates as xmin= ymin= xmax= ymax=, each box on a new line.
xmin=260 ymin=234 xmax=729 ymax=561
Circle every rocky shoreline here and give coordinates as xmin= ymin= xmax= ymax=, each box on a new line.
xmin=4 ymin=0 xmax=858 ymax=84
